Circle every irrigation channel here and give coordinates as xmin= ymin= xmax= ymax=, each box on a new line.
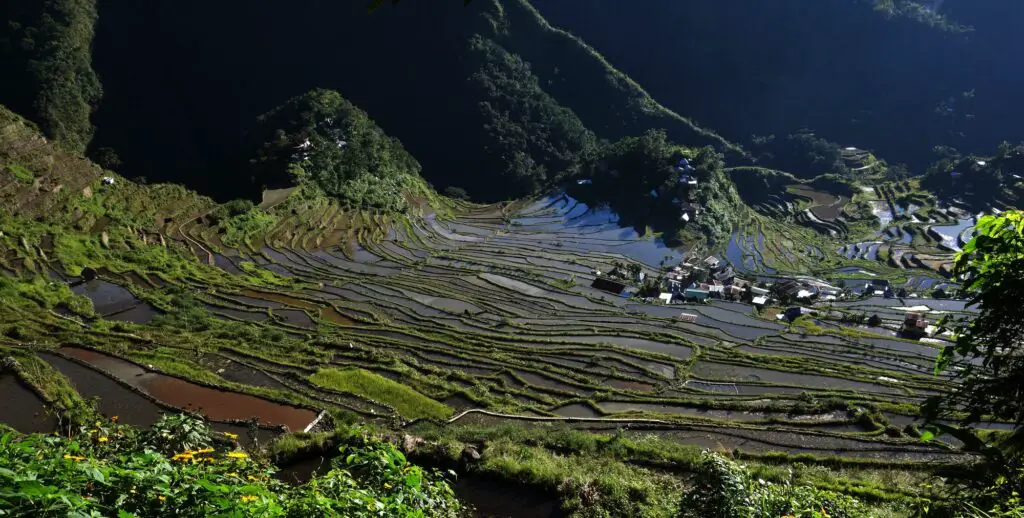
xmin=3 ymin=192 xmax=995 ymax=513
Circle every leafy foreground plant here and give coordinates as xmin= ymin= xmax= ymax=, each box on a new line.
xmin=0 ymin=414 xmax=460 ymax=517
xmin=677 ymin=451 xmax=866 ymax=518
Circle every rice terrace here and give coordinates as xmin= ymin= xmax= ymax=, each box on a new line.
xmin=2 ymin=1 xmax=1024 ymax=516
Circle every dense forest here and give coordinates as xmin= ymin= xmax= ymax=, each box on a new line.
xmin=246 ymin=89 xmax=425 ymax=212
xmin=0 ymin=0 xmax=101 ymax=154
xmin=3 ymin=0 xmax=1024 ymax=201
xmin=536 ymin=0 xmax=1024 ymax=175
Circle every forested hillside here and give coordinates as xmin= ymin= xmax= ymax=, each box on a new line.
xmin=0 ymin=0 xmax=101 ymax=154
xmin=536 ymin=0 xmax=1024 ymax=175
xmin=5 ymin=0 xmax=1024 ymax=201
xmin=81 ymin=0 xmax=739 ymax=202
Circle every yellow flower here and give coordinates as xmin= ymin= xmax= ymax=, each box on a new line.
xmin=158 ymin=495 xmax=166 ymax=502
xmin=196 ymin=448 xmax=215 ymax=454
xmin=222 ymin=432 xmax=239 ymax=439
xmin=226 ymin=451 xmax=248 ymax=460
xmin=247 ymin=475 xmax=258 ymax=481
xmin=226 ymin=472 xmax=239 ymax=477
xmin=171 ymin=453 xmax=195 ymax=462
xmin=240 ymin=495 xmax=258 ymax=503
xmin=63 ymin=455 xmax=85 ymax=462
xmin=383 ymin=483 xmax=392 ymax=489
xmin=98 ymin=437 xmax=109 ymax=443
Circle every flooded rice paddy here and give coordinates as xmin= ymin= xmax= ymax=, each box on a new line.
xmin=0 ymin=376 xmax=58 ymax=433
xmin=48 ymin=348 xmax=316 ymax=431
xmin=2 ymin=192 xmax=984 ymax=472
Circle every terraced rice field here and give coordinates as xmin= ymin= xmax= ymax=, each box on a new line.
xmin=0 ymin=163 xmax=982 ymax=468
xmin=789 ymin=186 xmax=849 ymax=221
xmin=77 ymin=195 xmax=992 ymax=458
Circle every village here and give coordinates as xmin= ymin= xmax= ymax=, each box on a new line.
xmin=591 ymin=253 xmax=941 ymax=341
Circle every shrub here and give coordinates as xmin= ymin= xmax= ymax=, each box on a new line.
xmin=0 ymin=414 xmax=461 ymax=517
xmin=677 ymin=451 xmax=866 ymax=518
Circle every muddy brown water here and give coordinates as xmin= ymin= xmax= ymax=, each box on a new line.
xmin=30 ymin=354 xmax=280 ymax=446
xmin=322 ymin=306 xmax=355 ymax=325
xmin=0 ymin=375 xmax=58 ymax=433
xmin=57 ymin=348 xmax=317 ymax=431
xmin=242 ymin=289 xmax=321 ymax=311
xmin=443 ymin=394 xmax=479 ymax=411
xmin=209 ymin=305 xmax=270 ymax=322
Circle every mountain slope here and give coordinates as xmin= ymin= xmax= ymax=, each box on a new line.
xmin=536 ymin=0 xmax=1024 ymax=174
xmin=86 ymin=0 xmax=740 ymax=201
xmin=0 ymin=0 xmax=101 ymax=154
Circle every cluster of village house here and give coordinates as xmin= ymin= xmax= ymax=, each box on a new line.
xmin=591 ymin=255 xmax=931 ymax=339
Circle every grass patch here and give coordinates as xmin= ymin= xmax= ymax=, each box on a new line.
xmin=309 ymin=367 xmax=452 ymax=420
xmin=6 ymin=163 xmax=34 ymax=183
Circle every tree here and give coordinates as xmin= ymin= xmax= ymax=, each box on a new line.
xmin=247 ymin=89 xmax=422 ymax=212
xmin=923 ymin=211 xmax=1024 ymax=514
xmin=677 ymin=451 xmax=865 ymax=518
xmin=930 ymin=211 xmax=1024 ymax=426
xmin=0 ymin=0 xmax=103 ymax=153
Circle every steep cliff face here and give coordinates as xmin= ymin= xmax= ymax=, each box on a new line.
xmin=536 ymin=0 xmax=1024 ymax=172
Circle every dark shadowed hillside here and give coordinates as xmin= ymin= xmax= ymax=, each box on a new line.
xmin=88 ymin=0 xmax=737 ymax=202
xmin=536 ymin=0 xmax=1024 ymax=173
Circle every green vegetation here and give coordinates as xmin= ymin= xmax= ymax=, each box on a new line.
xmin=0 ymin=79 xmax=1019 ymax=516
xmin=309 ymin=368 xmax=453 ymax=421
xmin=573 ymin=130 xmax=739 ymax=245
xmin=0 ymin=414 xmax=460 ymax=517
xmin=932 ymin=211 xmax=1024 ymax=426
xmin=0 ymin=0 xmax=102 ymax=153
xmin=486 ymin=0 xmax=745 ymax=158
xmin=678 ymin=451 xmax=866 ymax=518
xmin=216 ymin=200 xmax=280 ymax=249
xmin=469 ymin=35 xmax=598 ymax=196
xmin=5 ymin=163 xmax=33 ymax=184
xmin=921 ymin=143 xmax=1024 ymax=212
xmin=248 ymin=89 xmax=427 ymax=212
xmin=920 ymin=211 xmax=1024 ymax=516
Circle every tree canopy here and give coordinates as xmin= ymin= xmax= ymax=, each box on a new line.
xmin=469 ymin=35 xmax=598 ymax=196
xmin=924 ymin=210 xmax=1024 ymax=515
xmin=0 ymin=0 xmax=102 ymax=153
xmin=932 ymin=211 xmax=1024 ymax=426
xmin=248 ymin=89 xmax=423 ymax=212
